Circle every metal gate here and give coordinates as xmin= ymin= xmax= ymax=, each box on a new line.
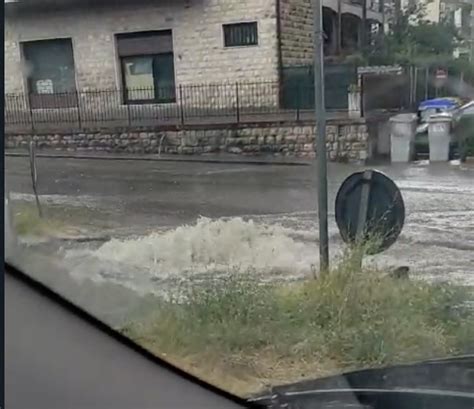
xmin=281 ymin=64 xmax=356 ymax=111
xmin=361 ymin=72 xmax=410 ymax=113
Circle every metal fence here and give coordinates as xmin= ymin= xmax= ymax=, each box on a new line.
xmin=360 ymin=65 xmax=474 ymax=115
xmin=6 ymin=67 xmax=473 ymax=133
xmin=280 ymin=64 xmax=357 ymax=110
xmin=5 ymin=80 xmax=351 ymax=133
xmin=412 ymin=67 xmax=474 ymax=103
xmin=361 ymin=72 xmax=411 ymax=113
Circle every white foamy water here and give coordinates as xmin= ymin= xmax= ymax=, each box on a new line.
xmin=62 ymin=207 xmax=474 ymax=295
xmin=65 ymin=217 xmax=319 ymax=294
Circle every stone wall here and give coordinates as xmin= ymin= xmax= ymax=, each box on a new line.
xmin=279 ymin=0 xmax=314 ymax=67
xmin=5 ymin=121 xmax=371 ymax=162
xmin=5 ymin=0 xmax=279 ymax=94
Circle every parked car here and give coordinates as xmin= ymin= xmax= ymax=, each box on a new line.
xmin=417 ymin=97 xmax=461 ymax=124
xmin=455 ymin=101 xmax=474 ymax=161
xmin=454 ymin=100 xmax=474 ymax=119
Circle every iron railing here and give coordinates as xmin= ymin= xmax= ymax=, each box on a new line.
xmin=5 ymin=68 xmax=472 ymax=133
xmin=5 ymin=81 xmax=351 ymax=132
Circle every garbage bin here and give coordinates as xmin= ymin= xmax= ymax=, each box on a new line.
xmin=428 ymin=115 xmax=452 ymax=162
xmin=389 ymin=114 xmax=417 ymax=163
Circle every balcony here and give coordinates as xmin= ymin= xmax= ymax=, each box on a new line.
xmin=324 ymin=0 xmax=385 ymax=22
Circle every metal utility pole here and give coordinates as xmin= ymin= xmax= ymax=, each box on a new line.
xmin=394 ymin=0 xmax=402 ymax=32
xmin=380 ymin=0 xmax=386 ymax=34
xmin=337 ymin=0 xmax=342 ymax=54
xmin=312 ymin=0 xmax=329 ymax=273
xmin=361 ymin=0 xmax=368 ymax=52
xmin=471 ymin=7 xmax=474 ymax=63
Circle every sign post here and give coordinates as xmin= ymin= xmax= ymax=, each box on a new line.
xmin=29 ymin=141 xmax=43 ymax=218
xmin=434 ymin=69 xmax=448 ymax=97
xmin=335 ymin=170 xmax=405 ymax=261
xmin=312 ymin=0 xmax=330 ymax=274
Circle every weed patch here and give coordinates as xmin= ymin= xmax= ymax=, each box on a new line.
xmin=122 ymin=255 xmax=474 ymax=396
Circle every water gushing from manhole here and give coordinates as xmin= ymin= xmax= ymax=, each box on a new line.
xmin=64 ymin=217 xmax=318 ymax=294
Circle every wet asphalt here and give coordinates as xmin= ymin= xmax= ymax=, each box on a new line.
xmin=5 ymin=155 xmax=474 ymax=287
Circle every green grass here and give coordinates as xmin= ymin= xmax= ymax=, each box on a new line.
xmin=11 ymin=201 xmax=116 ymax=238
xmin=12 ymin=202 xmax=66 ymax=237
xmin=121 ymin=253 xmax=474 ymax=396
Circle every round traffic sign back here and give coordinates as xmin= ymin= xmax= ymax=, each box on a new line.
xmin=335 ymin=170 xmax=405 ymax=255
xmin=435 ymin=69 xmax=448 ymax=89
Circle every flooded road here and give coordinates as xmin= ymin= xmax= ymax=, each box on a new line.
xmin=5 ymin=156 xmax=474 ymax=306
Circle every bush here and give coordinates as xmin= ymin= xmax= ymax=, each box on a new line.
xmin=122 ymin=257 xmax=474 ymax=396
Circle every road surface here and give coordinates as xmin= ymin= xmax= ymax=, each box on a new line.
xmin=5 ymin=155 xmax=474 ymax=306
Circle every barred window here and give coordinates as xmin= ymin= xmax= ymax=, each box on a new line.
xmin=22 ymin=38 xmax=78 ymax=108
xmin=223 ymin=22 xmax=258 ymax=47
xmin=117 ymin=30 xmax=176 ymax=104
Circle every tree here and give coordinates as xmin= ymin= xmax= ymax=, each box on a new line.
xmin=409 ymin=21 xmax=459 ymax=58
xmin=367 ymin=0 xmax=461 ymax=66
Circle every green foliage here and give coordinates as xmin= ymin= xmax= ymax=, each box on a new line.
xmin=368 ymin=0 xmax=464 ymax=69
xmin=13 ymin=203 xmax=58 ymax=236
xmin=410 ymin=21 xmax=459 ymax=57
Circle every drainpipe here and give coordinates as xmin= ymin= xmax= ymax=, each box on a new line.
xmin=361 ymin=0 xmax=368 ymax=52
xmin=394 ymin=0 xmax=401 ymax=33
xmin=337 ymin=0 xmax=342 ymax=54
xmin=276 ymin=0 xmax=283 ymax=105
xmin=471 ymin=8 xmax=474 ymax=62
xmin=380 ymin=0 xmax=386 ymax=34
xmin=276 ymin=0 xmax=283 ymax=74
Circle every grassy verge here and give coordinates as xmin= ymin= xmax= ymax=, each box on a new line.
xmin=121 ymin=255 xmax=474 ymax=397
xmin=11 ymin=202 xmax=98 ymax=238
xmin=12 ymin=202 xmax=67 ymax=237
xmin=11 ymin=199 xmax=121 ymax=239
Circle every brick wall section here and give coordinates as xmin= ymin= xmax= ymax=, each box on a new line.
xmin=279 ymin=0 xmax=314 ymax=67
xmin=5 ymin=0 xmax=279 ymax=94
xmin=5 ymin=121 xmax=371 ymax=162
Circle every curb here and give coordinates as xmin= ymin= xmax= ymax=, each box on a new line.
xmin=17 ymin=235 xmax=111 ymax=248
xmin=55 ymin=235 xmax=111 ymax=243
xmin=5 ymin=151 xmax=311 ymax=167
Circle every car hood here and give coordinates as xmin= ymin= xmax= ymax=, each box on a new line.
xmin=251 ymin=355 xmax=474 ymax=408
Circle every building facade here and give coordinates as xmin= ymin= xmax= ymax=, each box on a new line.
xmin=5 ymin=0 xmax=384 ymax=113
xmin=5 ymin=0 xmax=280 ymax=94
xmin=446 ymin=0 xmax=474 ymax=61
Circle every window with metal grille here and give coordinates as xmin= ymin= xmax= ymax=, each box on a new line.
xmin=223 ymin=22 xmax=258 ymax=47
xmin=22 ymin=38 xmax=78 ymax=109
xmin=117 ymin=30 xmax=176 ymax=104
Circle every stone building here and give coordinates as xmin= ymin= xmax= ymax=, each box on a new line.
xmin=5 ymin=0 xmax=384 ymax=111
